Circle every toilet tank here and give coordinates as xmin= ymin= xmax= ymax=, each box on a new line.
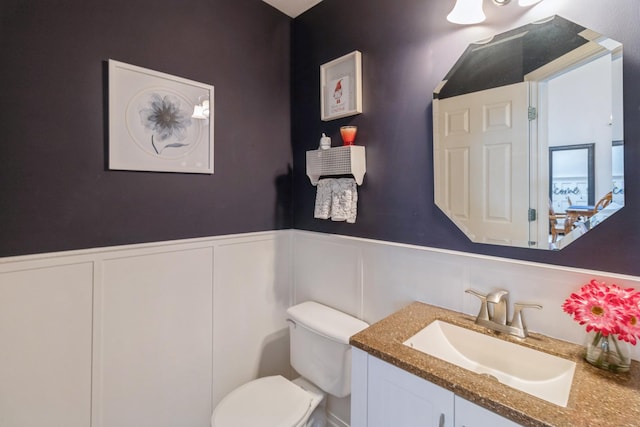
xmin=286 ymin=301 xmax=369 ymax=398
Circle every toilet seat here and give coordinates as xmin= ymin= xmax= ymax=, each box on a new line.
xmin=211 ymin=375 xmax=315 ymax=427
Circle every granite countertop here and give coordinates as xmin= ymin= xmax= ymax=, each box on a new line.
xmin=349 ymin=302 xmax=640 ymax=427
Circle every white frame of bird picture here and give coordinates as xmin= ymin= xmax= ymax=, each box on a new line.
xmin=320 ymin=51 xmax=363 ymax=121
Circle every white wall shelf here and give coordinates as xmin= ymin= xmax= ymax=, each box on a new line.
xmin=306 ymin=145 xmax=366 ymax=185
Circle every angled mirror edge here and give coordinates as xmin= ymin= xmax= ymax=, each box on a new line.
xmin=432 ymin=16 xmax=624 ymax=251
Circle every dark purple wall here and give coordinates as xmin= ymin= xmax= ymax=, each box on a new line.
xmin=0 ymin=0 xmax=292 ymax=256
xmin=292 ymin=0 xmax=640 ymax=276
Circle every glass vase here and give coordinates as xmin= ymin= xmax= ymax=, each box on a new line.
xmin=585 ymin=331 xmax=631 ymax=373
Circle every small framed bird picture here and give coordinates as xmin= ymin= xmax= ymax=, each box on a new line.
xmin=320 ymin=51 xmax=362 ymax=121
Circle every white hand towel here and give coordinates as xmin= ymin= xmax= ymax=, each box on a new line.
xmin=330 ymin=178 xmax=358 ymax=223
xmin=347 ymin=180 xmax=358 ymax=224
xmin=314 ymin=179 xmax=333 ymax=219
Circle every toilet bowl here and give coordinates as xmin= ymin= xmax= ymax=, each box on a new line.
xmin=211 ymin=376 xmax=325 ymax=427
xmin=211 ymin=301 xmax=369 ymax=427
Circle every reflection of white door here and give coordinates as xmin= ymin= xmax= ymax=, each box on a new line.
xmin=434 ymin=82 xmax=530 ymax=247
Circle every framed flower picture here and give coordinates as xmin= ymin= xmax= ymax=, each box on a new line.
xmin=320 ymin=51 xmax=363 ymax=121
xmin=108 ymin=60 xmax=214 ymax=174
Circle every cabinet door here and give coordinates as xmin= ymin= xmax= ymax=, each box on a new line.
xmin=455 ymin=396 xmax=521 ymax=427
xmin=351 ymin=347 xmax=369 ymax=427
xmin=368 ymin=356 xmax=454 ymax=427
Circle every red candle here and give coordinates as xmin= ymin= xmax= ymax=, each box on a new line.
xmin=340 ymin=126 xmax=358 ymax=146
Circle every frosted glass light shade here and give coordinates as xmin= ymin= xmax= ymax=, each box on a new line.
xmin=519 ymin=0 xmax=543 ymax=6
xmin=447 ymin=0 xmax=486 ymax=25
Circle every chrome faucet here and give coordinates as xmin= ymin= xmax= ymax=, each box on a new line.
xmin=465 ymin=288 xmax=542 ymax=338
xmin=486 ymin=289 xmax=509 ymax=326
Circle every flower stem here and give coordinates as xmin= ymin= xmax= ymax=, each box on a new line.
xmin=152 ymin=135 xmax=160 ymax=154
xmin=593 ymin=332 xmax=606 ymax=366
xmin=611 ymin=335 xmax=627 ymax=367
xmin=591 ymin=331 xmax=602 ymax=348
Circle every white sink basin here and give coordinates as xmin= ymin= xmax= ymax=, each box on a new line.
xmin=403 ymin=320 xmax=576 ymax=407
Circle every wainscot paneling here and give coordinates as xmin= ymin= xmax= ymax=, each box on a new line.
xmin=0 ymin=231 xmax=292 ymax=427
xmin=95 ymin=248 xmax=214 ymax=427
xmin=293 ymin=230 xmax=640 ymax=355
xmin=0 ymin=262 xmax=93 ymax=427
xmin=292 ymin=230 xmax=640 ymax=426
xmin=2 ymin=229 xmax=638 ymax=426
xmin=212 ymin=237 xmax=294 ymax=406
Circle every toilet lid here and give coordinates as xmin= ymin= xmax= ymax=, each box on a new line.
xmin=212 ymin=376 xmax=313 ymax=427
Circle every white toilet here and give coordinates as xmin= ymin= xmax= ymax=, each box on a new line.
xmin=211 ymin=301 xmax=369 ymax=427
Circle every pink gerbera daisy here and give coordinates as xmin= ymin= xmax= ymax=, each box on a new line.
xmin=563 ymin=280 xmax=640 ymax=341
xmin=617 ymin=314 xmax=640 ymax=345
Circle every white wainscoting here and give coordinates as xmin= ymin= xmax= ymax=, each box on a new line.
xmin=292 ymin=230 xmax=640 ymax=425
xmin=2 ymin=229 xmax=638 ymax=427
xmin=0 ymin=231 xmax=292 ymax=427
xmin=95 ymin=247 xmax=214 ymax=427
xmin=0 ymin=262 xmax=93 ymax=427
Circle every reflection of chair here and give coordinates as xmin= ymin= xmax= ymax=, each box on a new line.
xmin=549 ymin=205 xmax=575 ymax=243
xmin=594 ymin=191 xmax=612 ymax=212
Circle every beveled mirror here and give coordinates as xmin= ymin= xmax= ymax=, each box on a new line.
xmin=433 ymin=15 xmax=624 ymax=250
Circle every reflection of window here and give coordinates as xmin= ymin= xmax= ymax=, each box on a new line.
xmin=549 ymin=144 xmax=595 ymax=212
xmin=612 ymin=140 xmax=624 ymax=205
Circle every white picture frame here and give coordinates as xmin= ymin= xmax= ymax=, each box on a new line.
xmin=320 ymin=51 xmax=363 ymax=121
xmin=108 ymin=59 xmax=214 ymax=174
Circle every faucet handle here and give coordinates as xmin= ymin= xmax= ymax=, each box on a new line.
xmin=465 ymin=289 xmax=490 ymax=322
xmin=486 ymin=289 xmax=509 ymax=303
xmin=510 ymin=303 xmax=542 ymax=337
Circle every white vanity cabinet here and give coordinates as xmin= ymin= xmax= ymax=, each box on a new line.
xmin=366 ymin=352 xmax=454 ymax=427
xmin=351 ymin=348 xmax=520 ymax=427
xmin=454 ymin=396 xmax=520 ymax=427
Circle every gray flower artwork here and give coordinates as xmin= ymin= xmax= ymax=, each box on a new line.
xmin=109 ymin=59 xmax=213 ymax=174
xmin=139 ymin=93 xmax=193 ymax=155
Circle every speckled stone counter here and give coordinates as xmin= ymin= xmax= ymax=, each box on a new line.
xmin=349 ymin=302 xmax=640 ymax=427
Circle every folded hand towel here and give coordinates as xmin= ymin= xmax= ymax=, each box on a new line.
xmin=314 ymin=178 xmax=358 ymax=223
xmin=347 ymin=180 xmax=358 ymax=224
xmin=330 ymin=178 xmax=357 ymax=223
xmin=314 ymin=179 xmax=333 ymax=219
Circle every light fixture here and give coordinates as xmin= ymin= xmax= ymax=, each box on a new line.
xmin=447 ymin=0 xmax=545 ymax=25
xmin=192 ymin=98 xmax=210 ymax=120
xmin=447 ymin=0 xmax=486 ymax=25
